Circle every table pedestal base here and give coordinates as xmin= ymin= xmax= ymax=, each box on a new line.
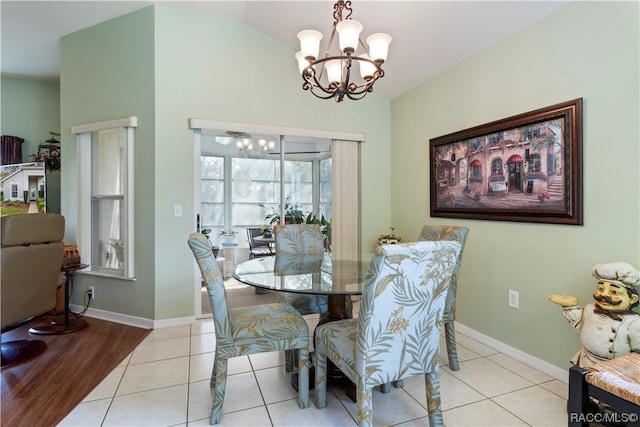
xmin=290 ymin=295 xmax=358 ymax=402
xmin=29 ymin=318 xmax=88 ymax=335
xmin=30 ymin=264 xmax=90 ymax=335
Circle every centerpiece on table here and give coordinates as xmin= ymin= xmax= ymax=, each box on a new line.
xmin=378 ymin=227 xmax=401 ymax=246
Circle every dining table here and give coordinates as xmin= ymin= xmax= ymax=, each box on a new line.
xmin=252 ymin=235 xmax=275 ymax=244
xmin=233 ymin=251 xmax=370 ymax=400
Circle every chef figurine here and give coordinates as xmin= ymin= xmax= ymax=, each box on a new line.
xmin=548 ymin=261 xmax=640 ymax=367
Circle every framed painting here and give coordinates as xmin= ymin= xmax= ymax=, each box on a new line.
xmin=430 ymin=98 xmax=583 ymax=225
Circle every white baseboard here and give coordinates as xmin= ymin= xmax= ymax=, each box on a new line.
xmin=455 ymin=322 xmax=568 ymax=383
xmin=66 ymin=305 xmax=567 ymax=382
xmin=69 ymin=304 xmax=195 ymax=330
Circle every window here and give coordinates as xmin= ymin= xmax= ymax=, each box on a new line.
xmin=200 ymin=156 xmax=225 ymax=236
xmin=72 ymin=117 xmax=136 ymax=279
xmin=11 ymin=183 xmax=18 ymax=199
xmin=469 ymin=160 xmax=482 ymax=182
xmin=529 ymin=154 xmax=541 ymax=172
xmin=491 ymin=158 xmax=503 ymax=176
xmin=200 ymin=155 xmax=321 ymax=247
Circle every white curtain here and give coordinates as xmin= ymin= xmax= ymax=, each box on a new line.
xmin=331 ymin=139 xmax=360 ymax=256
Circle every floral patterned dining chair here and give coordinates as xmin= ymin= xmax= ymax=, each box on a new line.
xmin=314 ymin=241 xmax=461 ymax=427
xmin=417 ymin=225 xmax=470 ymax=371
xmin=187 ymin=233 xmax=310 ymax=424
xmin=384 ymin=224 xmax=471 ymax=392
xmin=274 ymin=224 xmax=353 ymax=371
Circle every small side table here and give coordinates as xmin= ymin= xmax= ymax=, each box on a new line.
xmin=30 ymin=264 xmax=89 ymax=335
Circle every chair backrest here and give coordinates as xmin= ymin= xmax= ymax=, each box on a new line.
xmin=274 ymin=224 xmax=324 ymax=255
xmin=356 ymin=241 xmax=461 ymax=388
xmin=417 ymin=225 xmax=470 ymax=318
xmin=187 ymin=233 xmax=233 ymax=347
xmin=274 ymin=253 xmax=324 ymax=276
xmin=1 ymin=213 xmax=65 ymax=327
xmin=247 ymin=227 xmax=270 ymax=250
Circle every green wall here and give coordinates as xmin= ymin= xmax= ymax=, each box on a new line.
xmin=0 ymin=77 xmax=61 ymax=213
xmin=56 ymin=1 xmax=640 ymax=372
xmin=390 ymin=1 xmax=639 ymax=370
xmin=60 ymin=7 xmax=157 ymax=319
xmin=60 ymin=5 xmax=392 ymax=321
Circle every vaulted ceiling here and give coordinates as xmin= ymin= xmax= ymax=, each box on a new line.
xmin=1 ymin=1 xmax=571 ymax=99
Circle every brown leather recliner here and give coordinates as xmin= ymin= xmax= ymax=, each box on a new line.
xmin=1 ymin=213 xmax=65 ymax=367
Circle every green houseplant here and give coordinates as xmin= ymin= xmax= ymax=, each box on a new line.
xmin=261 ymin=198 xmax=332 ymax=242
xmin=261 ymin=198 xmax=306 ymax=225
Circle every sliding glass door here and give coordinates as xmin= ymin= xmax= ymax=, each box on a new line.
xmin=200 ymin=136 xmax=332 ymax=249
xmin=191 ymin=119 xmax=363 ymax=318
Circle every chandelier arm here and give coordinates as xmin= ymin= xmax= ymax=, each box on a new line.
xmin=358 ymin=37 xmax=368 ymax=54
xmin=324 ymin=28 xmax=338 ymax=59
xmin=302 ymin=66 xmax=343 ymax=100
xmin=301 ymin=55 xmax=384 ymax=102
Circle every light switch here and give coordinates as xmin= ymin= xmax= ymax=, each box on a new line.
xmin=174 ymin=204 xmax=183 ymax=217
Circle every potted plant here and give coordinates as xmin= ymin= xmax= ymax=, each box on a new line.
xmin=260 ymin=225 xmax=273 ymax=238
xmin=538 ymin=189 xmax=550 ymax=203
xmin=261 ymin=197 xmax=306 ymax=225
xmin=305 ymin=210 xmax=332 ymax=241
xmin=219 ymin=230 xmax=238 ymax=246
xmin=378 ymin=227 xmax=401 ymax=245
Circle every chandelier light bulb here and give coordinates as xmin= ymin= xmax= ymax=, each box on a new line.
xmin=267 ymin=140 xmax=276 ymax=150
xmin=336 ymin=20 xmax=363 ymax=54
xmin=358 ymin=54 xmax=376 ymax=80
xmin=297 ymin=30 xmax=323 ymax=61
xmin=367 ymin=33 xmax=392 ymax=63
xmin=295 ymin=51 xmax=311 ymax=75
xmin=236 ymin=140 xmax=244 ymax=149
xmin=326 ymin=59 xmax=343 ymax=85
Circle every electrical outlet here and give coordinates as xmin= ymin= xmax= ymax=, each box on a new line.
xmin=88 ymin=286 xmax=95 ymax=300
xmin=508 ymin=289 xmax=519 ymax=309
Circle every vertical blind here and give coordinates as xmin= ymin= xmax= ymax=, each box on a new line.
xmin=331 ymin=139 xmax=360 ymax=256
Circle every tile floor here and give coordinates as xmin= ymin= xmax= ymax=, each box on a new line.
xmin=59 ymin=298 xmax=568 ymax=427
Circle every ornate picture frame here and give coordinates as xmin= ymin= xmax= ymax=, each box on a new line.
xmin=430 ymin=98 xmax=583 ymax=225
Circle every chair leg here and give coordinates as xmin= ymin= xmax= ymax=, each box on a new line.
xmin=285 ymin=349 xmax=297 ymax=372
xmin=380 ymin=379 xmax=404 ymax=392
xmin=568 ymin=365 xmax=591 ymax=427
xmin=297 ymin=347 xmax=310 ymax=409
xmin=210 ymin=353 xmax=218 ymax=387
xmin=210 ymin=357 xmax=228 ymax=424
xmin=357 ymin=379 xmax=373 ymax=427
xmin=444 ymin=321 xmax=459 ymax=371
xmin=315 ymin=340 xmax=327 ymax=409
xmin=425 ymin=370 xmax=444 ymax=427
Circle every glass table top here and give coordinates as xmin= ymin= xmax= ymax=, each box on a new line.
xmin=232 ymin=252 xmax=370 ymax=295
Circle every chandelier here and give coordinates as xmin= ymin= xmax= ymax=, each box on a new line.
xmin=234 ymin=133 xmax=276 ymax=160
xmin=295 ymin=0 xmax=391 ymax=102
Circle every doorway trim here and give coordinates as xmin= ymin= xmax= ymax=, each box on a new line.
xmin=189 ymin=119 xmax=365 ymax=143
xmin=189 ymin=119 xmax=364 ymax=319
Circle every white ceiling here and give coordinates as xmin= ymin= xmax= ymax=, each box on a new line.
xmin=1 ymin=1 xmax=571 ymax=99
